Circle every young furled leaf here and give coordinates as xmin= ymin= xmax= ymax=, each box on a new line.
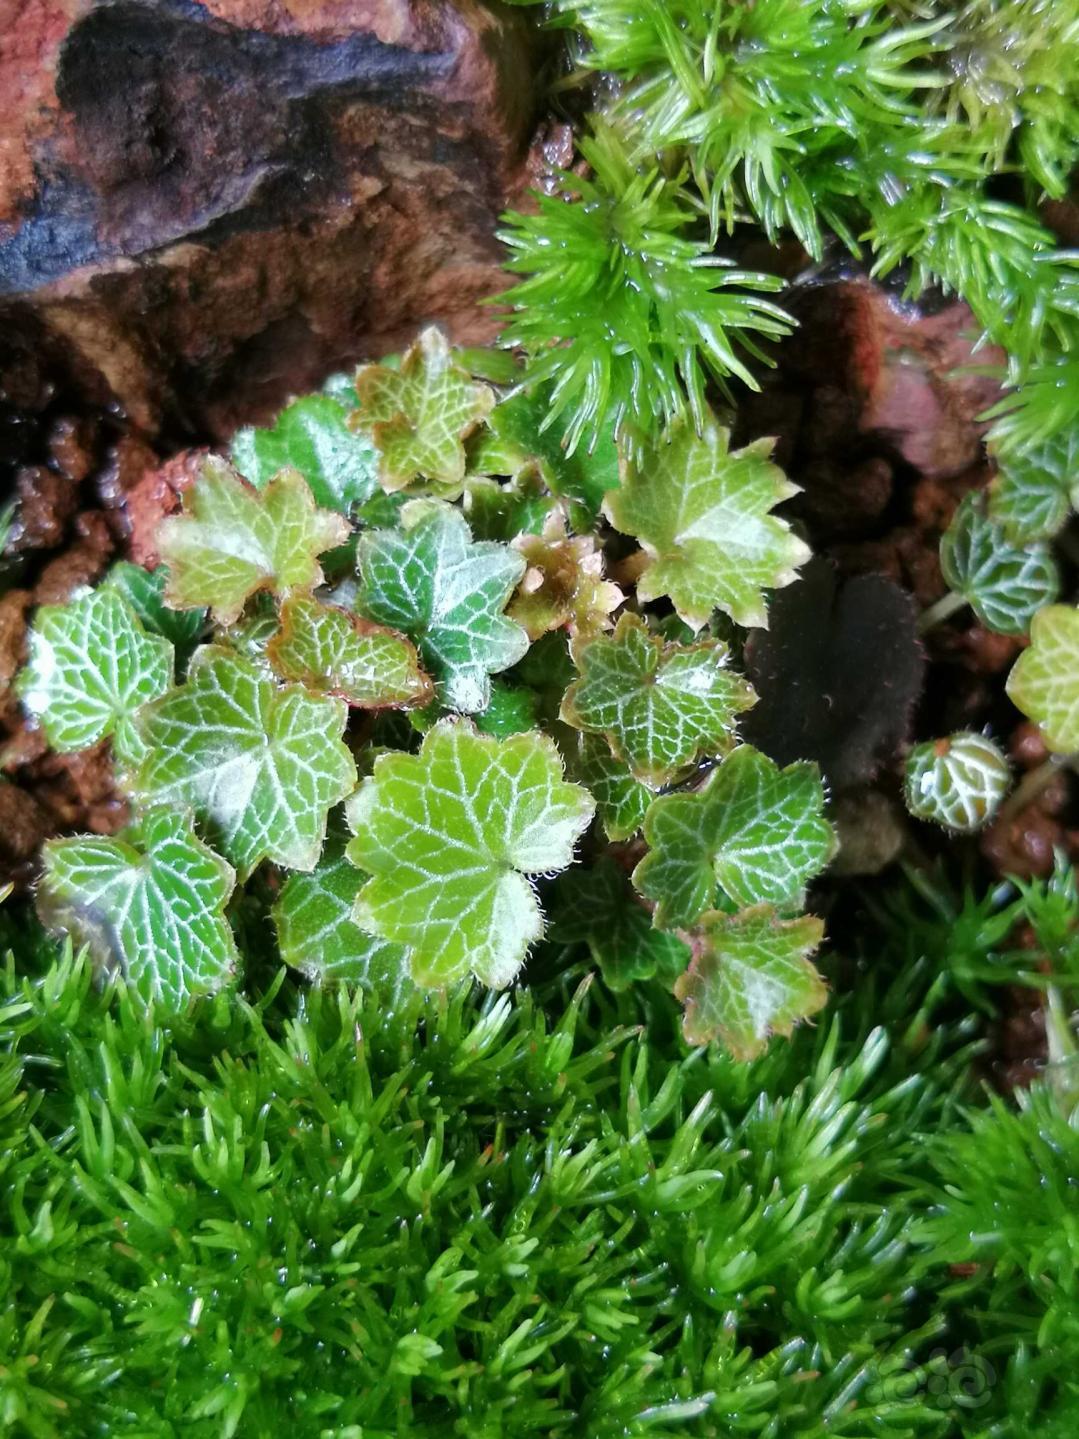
xmin=1006 ymin=605 xmax=1079 ymax=754
xmin=103 ymin=562 xmax=206 ymax=657
xmin=266 ymin=595 xmax=431 ymax=709
xmin=604 ymin=411 xmax=809 ymax=630
xmin=158 ymin=458 xmax=349 ymax=625
xmin=633 ymin=745 xmax=834 ymax=930
xmin=571 ymin=731 xmax=652 ymax=841
xmin=509 ymin=512 xmax=623 ymax=643
xmin=345 ymin=720 xmax=594 ymax=988
xmin=485 ymin=385 xmax=620 ymax=524
xmin=352 ymin=328 xmax=494 ymax=493
xmin=939 ymin=492 xmax=1059 ymax=635
xmin=674 ymin=906 xmax=827 ymax=1059
xmin=273 ymin=823 xmax=409 ymax=990
xmin=38 ymin=809 xmax=238 ymax=1008
xmin=904 ymin=733 xmax=1011 ymax=833
xmin=547 ymin=855 xmax=690 ymax=992
xmin=230 ymin=393 xmax=379 ymax=514
xmin=138 ymin=647 xmax=356 ymax=876
xmin=560 ymin=613 xmax=756 ymax=788
xmin=354 ymin=500 xmax=528 ymax=713
xmin=17 ymin=587 xmax=172 ymax=765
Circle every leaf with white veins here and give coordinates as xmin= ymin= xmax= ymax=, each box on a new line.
xmin=38 ymin=810 xmax=238 ymax=1008
xmin=633 ymin=745 xmax=834 ymax=930
xmin=267 ymin=595 xmax=431 ymax=709
xmin=604 ymin=411 xmax=809 ymax=629
xmin=674 ymin=905 xmax=827 ymax=1059
xmin=560 ymin=613 xmax=755 ymax=787
xmin=138 ymin=647 xmax=356 ymax=875
xmin=345 ymin=719 xmax=594 ymax=988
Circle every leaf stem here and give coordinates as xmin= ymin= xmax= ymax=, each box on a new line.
xmin=998 ymin=752 xmax=1079 ymax=824
xmin=917 ymin=590 xmax=968 ymax=634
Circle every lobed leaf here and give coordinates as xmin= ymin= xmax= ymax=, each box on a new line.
xmin=352 ymin=328 xmax=494 ymax=493
xmin=17 ymin=587 xmax=172 ymax=765
xmin=273 ymin=822 xmax=409 ymax=990
xmin=560 ymin=612 xmax=756 ymax=788
xmin=1006 ymin=605 xmax=1079 ymax=755
xmin=604 ymin=411 xmax=809 ymax=629
xmin=157 ymin=458 xmax=350 ymax=625
xmin=345 ymin=720 xmax=594 ymax=988
xmin=354 ymin=499 xmax=529 ymax=713
xmin=267 ymin=595 xmax=431 ymax=709
xmin=138 ymin=647 xmax=357 ymax=876
xmin=38 ymin=810 xmax=238 ymax=1007
xmin=634 ymin=745 xmax=834 ymax=930
xmin=988 ymin=440 xmax=1077 ymax=543
xmin=231 ymin=393 xmax=379 ymax=515
xmin=674 ymin=905 xmax=827 ymax=1059
xmin=939 ymin=492 xmax=1058 ymax=635
xmin=571 ymin=731 xmax=652 ymax=841
xmin=102 ymin=561 xmax=206 ymax=656
xmin=904 ymin=733 xmax=1010 ymax=833
xmin=548 ymin=855 xmax=690 ymax=992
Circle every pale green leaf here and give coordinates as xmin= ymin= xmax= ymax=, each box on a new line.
xmin=1006 ymin=604 xmax=1079 ymax=754
xmin=38 ymin=809 xmax=238 ymax=1008
xmin=17 ymin=587 xmax=172 ymax=765
xmin=230 ymin=393 xmax=379 ymax=514
xmin=157 ymin=458 xmax=350 ymax=625
xmin=138 ymin=647 xmax=357 ymax=875
xmin=604 ymin=411 xmax=810 ymax=629
xmin=904 ymin=732 xmax=1010 ymax=832
xmin=345 ymin=720 xmax=594 ymax=988
xmin=560 ymin=613 xmax=755 ymax=787
xmin=940 ymin=492 xmax=1058 ymax=635
xmin=674 ymin=906 xmax=827 ymax=1059
xmin=103 ymin=561 xmax=206 ymax=656
xmin=633 ymin=745 xmax=834 ymax=930
xmin=571 ymin=732 xmax=652 ymax=841
xmin=352 ymin=327 xmax=494 ymax=493
xmin=266 ymin=595 xmax=431 ymax=709
xmin=273 ymin=823 xmax=410 ymax=990
xmin=548 ymin=855 xmax=690 ymax=992
xmin=354 ymin=499 xmax=528 ymax=713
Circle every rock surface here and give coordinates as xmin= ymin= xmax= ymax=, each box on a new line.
xmin=0 ymin=0 xmax=533 ymax=439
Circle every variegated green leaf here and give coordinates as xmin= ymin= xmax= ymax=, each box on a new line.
xmin=904 ymin=732 xmax=1010 ymax=832
xmin=548 ymin=855 xmax=690 ymax=991
xmin=940 ymin=492 xmax=1058 ymax=635
xmin=354 ymin=500 xmax=528 ymax=713
xmin=560 ymin=613 xmax=756 ymax=787
xmin=17 ymin=587 xmax=172 ymax=765
xmin=157 ymin=458 xmax=350 ymax=625
xmin=1006 ymin=604 xmax=1079 ymax=754
xmin=352 ymin=328 xmax=493 ymax=493
xmin=231 ymin=393 xmax=379 ymax=514
xmin=485 ymin=384 xmax=619 ymax=524
xmin=674 ymin=906 xmax=827 ymax=1059
xmin=633 ymin=746 xmax=835 ymax=930
xmin=345 ymin=720 xmax=594 ymax=988
xmin=989 ymin=448 xmax=1075 ymax=543
xmin=604 ymin=411 xmax=810 ymax=629
xmin=103 ymin=562 xmax=205 ymax=657
xmin=273 ymin=822 xmax=410 ymax=990
xmin=571 ymin=732 xmax=652 ymax=841
xmin=38 ymin=810 xmax=238 ymax=1008
xmin=138 ymin=647 xmax=356 ymax=876
xmin=266 ymin=595 xmax=431 ymax=709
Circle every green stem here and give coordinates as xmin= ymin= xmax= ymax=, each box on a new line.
xmin=917 ymin=590 xmax=968 ymax=634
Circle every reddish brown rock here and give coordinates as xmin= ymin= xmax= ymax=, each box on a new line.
xmin=0 ymin=591 xmax=32 ymax=690
xmin=124 ymin=448 xmax=207 ymax=568
xmin=0 ymin=0 xmax=534 ymax=439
